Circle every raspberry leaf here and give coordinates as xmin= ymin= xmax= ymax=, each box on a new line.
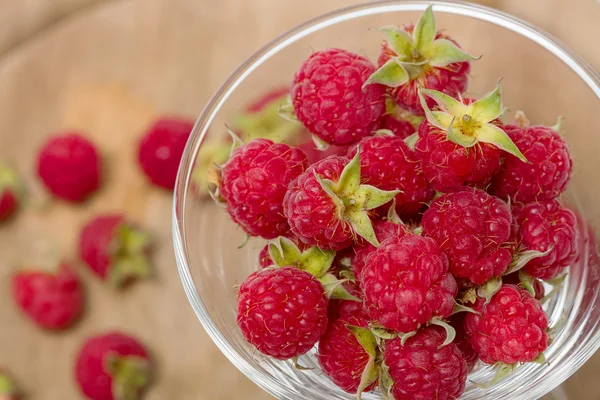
xmin=412 ymin=5 xmax=436 ymax=51
xmin=319 ymin=273 xmax=361 ymax=301
xmin=364 ymin=59 xmax=409 ymax=89
xmin=429 ymin=318 xmax=456 ymax=349
xmin=423 ymin=39 xmax=480 ymax=67
xmin=377 ymin=26 xmax=413 ymax=59
xmin=105 ymin=354 xmax=151 ymax=400
xmin=477 ymin=123 xmax=527 ymax=162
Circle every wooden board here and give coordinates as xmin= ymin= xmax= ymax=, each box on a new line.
xmin=0 ymin=0 xmax=599 ymax=399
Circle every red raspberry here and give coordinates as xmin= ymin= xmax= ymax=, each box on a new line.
xmin=0 ymin=163 xmax=22 ymax=223
xmin=349 ymin=135 xmax=434 ymax=218
xmin=12 ymin=262 xmax=83 ymax=330
xmin=464 ymin=284 xmax=549 ymax=365
xmin=415 ymin=120 xmax=501 ymax=192
xmin=377 ymin=28 xmax=470 ymax=116
xmin=75 ymin=332 xmax=152 ymax=400
xmin=79 ymin=214 xmax=152 ymax=288
xmin=362 ymin=234 xmax=457 ymax=332
xmin=513 ymin=200 xmax=579 ymax=280
xmin=503 ymin=273 xmax=545 ymax=300
xmin=384 ymin=326 xmax=467 ymax=400
xmin=449 ymin=314 xmax=479 ymax=371
xmin=491 ymin=125 xmax=572 ymax=202
xmin=258 ymin=244 xmax=272 ymax=269
xmin=291 ymin=48 xmax=385 ymax=146
xmin=352 ymin=220 xmax=411 ymax=283
xmin=0 ymin=369 xmax=19 ymax=399
xmin=318 ymin=313 xmax=377 ymax=394
xmin=422 ymin=188 xmax=516 ymax=284
xmin=37 ymin=133 xmax=102 ymax=202
xmin=220 ymin=139 xmax=308 ymax=239
xmin=327 ymin=280 xmax=365 ymax=321
xmin=237 ymin=267 xmax=328 ymax=359
xmin=138 ymin=118 xmax=194 ymax=190
xmin=284 ymin=156 xmax=354 ymax=250
xmin=379 ymin=114 xmax=416 ymax=139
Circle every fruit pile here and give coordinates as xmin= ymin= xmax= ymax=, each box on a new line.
xmin=2 ymin=117 xmax=194 ymax=399
xmin=210 ymin=7 xmax=581 ymax=399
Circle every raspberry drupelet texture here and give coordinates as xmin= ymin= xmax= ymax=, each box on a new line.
xmin=283 ymin=156 xmax=354 ymax=250
xmin=362 ymin=234 xmax=457 ymax=332
xmin=318 ymin=313 xmax=377 ymax=394
xmin=384 ymin=326 xmax=468 ymax=400
xmin=237 ymin=267 xmax=328 ymax=359
xmin=220 ymin=139 xmax=308 ymax=239
xmin=449 ymin=313 xmax=479 ymax=371
xmin=464 ymin=284 xmax=549 ymax=365
xmin=513 ymin=200 xmax=579 ymax=280
xmin=491 ymin=124 xmax=572 ymax=203
xmin=379 ymin=114 xmax=416 ymax=139
xmin=291 ymin=48 xmax=386 ymax=146
xmin=327 ymin=280 xmax=365 ymax=321
xmin=348 ymin=135 xmax=434 ymax=218
xmin=415 ymin=120 xmax=501 ymax=192
xmin=422 ymin=188 xmax=516 ymax=284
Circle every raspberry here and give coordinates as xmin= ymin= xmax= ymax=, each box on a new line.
xmin=415 ymin=120 xmax=501 ymax=192
xmin=491 ymin=124 xmax=572 ymax=202
xmin=237 ymin=267 xmax=328 ymax=359
xmin=75 ymin=332 xmax=152 ymax=400
xmin=12 ymin=262 xmax=84 ymax=330
xmin=384 ymin=326 xmax=467 ymax=400
xmin=327 ymin=280 xmax=365 ymax=321
xmin=37 ymin=133 xmax=102 ymax=202
xmin=362 ymin=234 xmax=457 ymax=332
xmin=379 ymin=114 xmax=416 ymax=139
xmin=138 ymin=117 xmax=194 ymax=190
xmin=79 ymin=215 xmax=152 ymax=288
xmin=258 ymin=244 xmax=272 ymax=269
xmin=503 ymin=273 xmax=545 ymax=300
xmin=422 ymin=188 xmax=516 ymax=284
xmin=513 ymin=200 xmax=579 ymax=280
xmin=464 ymin=284 xmax=549 ymax=365
xmin=349 ymin=135 xmax=434 ymax=218
xmin=449 ymin=313 xmax=479 ymax=371
xmin=219 ymin=139 xmax=308 ymax=239
xmin=352 ymin=220 xmax=411 ymax=283
xmin=291 ymin=48 xmax=385 ymax=146
xmin=0 ymin=163 xmax=23 ymax=223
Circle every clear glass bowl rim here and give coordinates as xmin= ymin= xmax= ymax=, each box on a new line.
xmin=173 ymin=1 xmax=600 ymax=399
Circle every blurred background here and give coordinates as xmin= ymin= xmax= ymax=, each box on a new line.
xmin=0 ymin=0 xmax=599 ymax=399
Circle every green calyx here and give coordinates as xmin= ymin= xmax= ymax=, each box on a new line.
xmin=365 ymin=5 xmax=480 ymax=89
xmin=419 ymin=83 xmax=528 ymax=161
xmin=0 ymin=162 xmax=23 ymax=200
xmin=0 ymin=371 xmax=17 ymax=396
xmin=315 ymin=150 xmax=398 ymax=247
xmin=504 ymin=246 xmax=552 ymax=275
xmin=346 ymin=325 xmax=380 ymax=400
xmin=106 ymin=354 xmax=151 ymax=400
xmin=192 ymin=137 xmax=231 ymax=198
xmin=107 ymin=223 xmax=152 ymax=288
xmin=476 ymin=276 xmax=503 ymax=305
xmin=233 ymin=93 xmax=299 ymax=142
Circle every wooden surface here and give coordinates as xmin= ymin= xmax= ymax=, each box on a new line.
xmin=0 ymin=0 xmax=599 ymax=399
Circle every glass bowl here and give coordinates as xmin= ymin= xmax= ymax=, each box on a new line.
xmin=173 ymin=1 xmax=600 ymax=399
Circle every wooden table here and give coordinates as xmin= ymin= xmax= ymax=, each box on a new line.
xmin=0 ymin=0 xmax=599 ymax=399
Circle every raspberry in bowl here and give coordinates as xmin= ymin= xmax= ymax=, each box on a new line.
xmin=174 ymin=3 xmax=600 ymax=400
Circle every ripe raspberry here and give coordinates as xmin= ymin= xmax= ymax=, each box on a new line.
xmin=384 ymin=326 xmax=467 ymax=400
xmin=352 ymin=220 xmax=411 ymax=283
xmin=491 ymin=124 xmax=572 ymax=202
xmin=37 ymin=133 xmax=102 ymax=202
xmin=415 ymin=120 xmax=501 ymax=191
xmin=503 ymin=273 xmax=545 ymax=300
xmin=258 ymin=244 xmax=272 ymax=269
xmin=291 ymin=48 xmax=385 ymax=146
xmin=513 ymin=200 xmax=579 ymax=280
xmin=349 ymin=135 xmax=434 ymax=218
xmin=464 ymin=284 xmax=549 ymax=365
xmin=327 ymin=280 xmax=365 ymax=321
xmin=75 ymin=332 xmax=152 ymax=400
xmin=237 ymin=267 xmax=328 ymax=359
xmin=12 ymin=262 xmax=83 ymax=330
xmin=138 ymin=117 xmax=194 ymax=190
xmin=219 ymin=139 xmax=308 ymax=239
xmin=318 ymin=313 xmax=377 ymax=394
xmin=362 ymin=234 xmax=457 ymax=332
xmin=379 ymin=114 xmax=416 ymax=139
xmin=0 ymin=163 xmax=23 ymax=223
xmin=422 ymin=188 xmax=516 ymax=284
xmin=79 ymin=214 xmax=152 ymax=288
xmin=449 ymin=314 xmax=479 ymax=371
xmin=0 ymin=368 xmax=20 ymax=400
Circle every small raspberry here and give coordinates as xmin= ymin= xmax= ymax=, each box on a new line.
xmin=415 ymin=120 xmax=501 ymax=191
xmin=79 ymin=215 xmax=152 ymax=288
xmin=379 ymin=114 xmax=416 ymax=139
xmin=422 ymin=188 xmax=516 ymax=284
xmin=75 ymin=332 xmax=152 ymax=400
xmin=449 ymin=313 xmax=479 ymax=371
xmin=464 ymin=284 xmax=549 ymax=365
xmin=219 ymin=139 xmax=308 ymax=239
xmin=349 ymin=135 xmax=434 ymax=219
xmin=384 ymin=326 xmax=467 ymax=400
xmin=318 ymin=313 xmax=377 ymax=394
xmin=138 ymin=118 xmax=194 ymax=190
xmin=491 ymin=124 xmax=572 ymax=202
xmin=503 ymin=273 xmax=545 ymax=300
xmin=0 ymin=163 xmax=23 ymax=223
xmin=362 ymin=234 xmax=457 ymax=332
xmin=12 ymin=262 xmax=84 ymax=330
xmin=291 ymin=48 xmax=385 ymax=146
xmin=513 ymin=200 xmax=579 ymax=280
xmin=37 ymin=133 xmax=102 ymax=202
xmin=237 ymin=267 xmax=328 ymax=359
xmin=327 ymin=280 xmax=365 ymax=321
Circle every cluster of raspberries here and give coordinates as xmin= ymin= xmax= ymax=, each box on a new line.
xmin=212 ymin=7 xmax=581 ymax=400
